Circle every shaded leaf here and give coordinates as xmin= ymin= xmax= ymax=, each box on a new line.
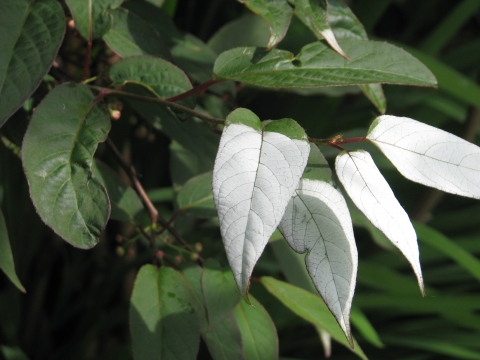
xmin=367 ymin=115 xmax=480 ymax=199
xmin=0 ymin=0 xmax=65 ymax=126
xmin=358 ymin=83 xmax=386 ymax=114
xmin=0 ymin=208 xmax=25 ymax=292
xmin=350 ymin=307 xmax=384 ymax=348
xmin=214 ymin=39 xmax=437 ymax=88
xmin=103 ymin=8 xmax=171 ymax=60
xmin=130 ymin=265 xmax=200 ymax=360
xmin=213 ymin=109 xmax=310 ymax=297
xmin=22 ymin=83 xmax=111 ymax=249
xmin=176 ymin=172 xmax=216 ymax=218
xmin=261 ymin=277 xmax=367 ymax=358
xmin=335 ymin=149 xmax=423 ymax=293
xmin=278 ymin=144 xmax=357 ymax=343
xmin=239 ymin=0 xmax=293 ymax=48
xmin=328 ymin=0 xmax=367 ymax=40
xmin=234 ymin=294 xmax=278 ymax=360
xmin=91 ymin=160 xmax=143 ymax=222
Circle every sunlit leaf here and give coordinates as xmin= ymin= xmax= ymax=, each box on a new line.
xmin=239 ymin=0 xmax=293 ymax=48
xmin=213 ymin=109 xmax=310 ymax=297
xmin=367 ymin=115 xmax=480 ymax=199
xmin=176 ymin=172 xmax=216 ymax=218
xmin=214 ymin=39 xmax=437 ymax=88
xmin=278 ymin=144 xmax=357 ymax=342
xmin=130 ymin=265 xmax=200 ymax=360
xmin=0 ymin=208 xmax=25 ymax=292
xmin=335 ymin=149 xmax=424 ymax=293
xmin=22 ymin=83 xmax=111 ymax=249
xmin=0 ymin=0 xmax=65 ymax=126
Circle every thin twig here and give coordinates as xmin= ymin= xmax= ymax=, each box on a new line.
xmin=88 ymin=86 xmax=225 ymax=125
xmin=166 ymin=78 xmax=223 ymax=103
xmin=81 ymin=40 xmax=92 ymax=82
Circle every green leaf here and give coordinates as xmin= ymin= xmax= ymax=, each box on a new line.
xmin=109 ymin=55 xmax=194 ymax=108
xmin=0 ymin=346 xmax=29 ymax=360
xmin=350 ymin=307 xmax=384 ymax=348
xmin=22 ymin=83 xmax=111 ymax=249
xmin=214 ymin=39 xmax=437 ymax=88
xmin=261 ymin=277 xmax=367 ymax=359
xmin=239 ymin=0 xmax=293 ymax=48
xmin=359 ymin=83 xmax=386 ymax=113
xmin=289 ymin=0 xmax=348 ymax=58
xmin=130 ymin=265 xmax=200 ymax=360
xmin=0 ymin=208 xmax=25 ymax=292
xmin=103 ymin=8 xmax=171 ymax=60
xmin=65 ymin=0 xmax=123 ymax=40
xmin=234 ymin=294 xmax=278 ymax=360
xmin=0 ymin=0 xmax=65 ymax=126
xmin=91 ymin=160 xmax=143 ymax=222
xmin=176 ymin=172 xmax=216 ymax=218
xmin=203 ymin=314 xmax=243 ymax=360
xmin=328 ymin=0 xmax=367 ymax=40
xmin=415 ymin=222 xmax=480 ymax=283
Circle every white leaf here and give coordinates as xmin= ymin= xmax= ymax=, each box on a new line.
xmin=212 ymin=109 xmax=310 ymax=297
xmin=367 ymin=115 xmax=480 ymax=199
xmin=335 ymin=150 xmax=424 ymax=294
xmin=279 ymin=145 xmax=357 ymax=345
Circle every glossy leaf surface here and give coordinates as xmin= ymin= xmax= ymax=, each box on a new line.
xmin=367 ymin=115 xmax=480 ymax=199
xmin=214 ymin=39 xmax=437 ymax=88
xmin=0 ymin=0 xmax=65 ymax=126
xmin=130 ymin=265 xmax=199 ymax=360
xmin=0 ymin=208 xmax=25 ymax=292
xmin=278 ymin=144 xmax=357 ymax=342
xmin=22 ymin=83 xmax=111 ymax=249
xmin=239 ymin=0 xmax=293 ymax=48
xmin=335 ymin=149 xmax=423 ymax=293
xmin=213 ymin=109 xmax=310 ymax=296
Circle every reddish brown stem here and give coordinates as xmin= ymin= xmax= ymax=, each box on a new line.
xmin=166 ymin=78 xmax=223 ymax=102
xmin=81 ymin=39 xmax=92 ymax=82
xmin=329 ymin=143 xmax=346 ymax=151
xmin=336 ymin=136 xmax=366 ymax=144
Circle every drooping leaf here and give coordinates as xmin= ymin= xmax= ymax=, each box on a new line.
xmin=212 ymin=109 xmax=310 ymax=297
xmin=239 ymin=0 xmax=293 ymax=48
xmin=358 ymin=83 xmax=386 ymax=114
xmin=335 ymin=149 xmax=424 ymax=293
xmin=0 ymin=0 xmax=65 ymax=126
xmin=130 ymin=265 xmax=200 ymax=360
xmin=213 ymin=39 xmax=437 ymax=88
xmin=22 ymin=83 xmax=111 ymax=249
xmin=0 ymin=208 xmax=25 ymax=292
xmin=289 ymin=0 xmax=348 ymax=58
xmin=103 ymin=8 xmax=171 ymax=60
xmin=176 ymin=172 xmax=216 ymax=218
xmin=261 ymin=277 xmax=367 ymax=358
xmin=350 ymin=307 xmax=384 ymax=348
xmin=367 ymin=115 xmax=480 ymax=199
xmin=65 ymin=0 xmax=123 ymax=40
xmin=91 ymin=160 xmax=143 ymax=222
xmin=234 ymin=294 xmax=278 ymax=360
xmin=278 ymin=144 xmax=357 ymax=343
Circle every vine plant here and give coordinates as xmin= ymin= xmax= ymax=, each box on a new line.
xmin=1 ymin=0 xmax=480 ymax=359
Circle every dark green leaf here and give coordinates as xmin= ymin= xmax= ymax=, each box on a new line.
xmin=0 ymin=208 xmax=25 ymax=292
xmin=240 ymin=0 xmax=293 ymax=48
xmin=214 ymin=39 xmax=437 ymax=88
xmin=350 ymin=307 xmax=384 ymax=348
xmin=103 ymin=8 xmax=171 ymax=60
xmin=22 ymin=83 xmax=111 ymax=249
xmin=130 ymin=265 xmax=200 ymax=360
xmin=0 ymin=346 xmax=29 ymax=360
xmin=176 ymin=172 xmax=216 ymax=218
xmin=66 ymin=0 xmax=123 ymax=40
xmin=234 ymin=294 xmax=278 ymax=360
xmin=328 ymin=0 xmax=367 ymax=40
xmin=91 ymin=160 xmax=143 ymax=222
xmin=359 ymin=83 xmax=386 ymax=113
xmin=203 ymin=314 xmax=243 ymax=360
xmin=261 ymin=276 xmax=367 ymax=359
xmin=0 ymin=0 xmax=65 ymax=126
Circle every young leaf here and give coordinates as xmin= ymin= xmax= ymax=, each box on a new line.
xmin=130 ymin=265 xmax=200 ymax=360
xmin=176 ymin=172 xmax=216 ymax=218
xmin=234 ymin=294 xmax=278 ymax=360
xmin=0 ymin=208 xmax=25 ymax=292
xmin=0 ymin=0 xmax=65 ymax=126
xmin=214 ymin=39 xmax=437 ymax=88
xmin=278 ymin=144 xmax=357 ymax=343
xmin=289 ymin=0 xmax=348 ymax=59
xmin=103 ymin=8 xmax=171 ymax=60
xmin=367 ymin=115 xmax=480 ymax=199
xmin=239 ymin=0 xmax=293 ymax=49
xmin=212 ymin=108 xmax=310 ymax=297
xmin=335 ymin=149 xmax=424 ymax=294
xmin=261 ymin=277 xmax=367 ymax=358
xmin=22 ymin=83 xmax=111 ymax=249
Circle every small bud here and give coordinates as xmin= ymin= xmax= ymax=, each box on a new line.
xmin=115 ymin=246 xmax=125 ymax=256
xmin=68 ymin=19 xmax=75 ymax=29
xmin=147 ymin=133 xmax=156 ymax=143
xmin=110 ymin=110 xmax=121 ymax=121
xmin=175 ymin=255 xmax=182 ymax=264
xmin=194 ymin=242 xmax=203 ymax=252
xmin=115 ymin=234 xmax=123 ymax=243
xmin=156 ymin=250 xmax=164 ymax=259
xmin=190 ymin=253 xmax=199 ymax=261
